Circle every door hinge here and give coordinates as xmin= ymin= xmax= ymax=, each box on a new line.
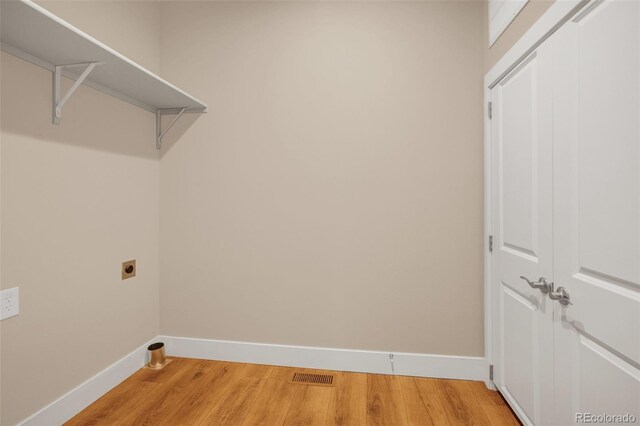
xmin=489 ymin=235 xmax=493 ymax=252
xmin=490 ymin=365 xmax=494 ymax=381
xmin=488 ymin=101 xmax=493 ymax=119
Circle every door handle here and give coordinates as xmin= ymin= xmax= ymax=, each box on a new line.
xmin=520 ymin=276 xmax=553 ymax=294
xmin=549 ymin=286 xmax=572 ymax=305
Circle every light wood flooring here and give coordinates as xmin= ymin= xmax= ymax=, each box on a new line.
xmin=66 ymin=357 xmax=520 ymax=425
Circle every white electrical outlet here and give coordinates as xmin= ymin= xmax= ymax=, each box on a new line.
xmin=0 ymin=287 xmax=19 ymax=320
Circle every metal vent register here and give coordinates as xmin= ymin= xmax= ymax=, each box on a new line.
xmin=290 ymin=373 xmax=334 ymax=386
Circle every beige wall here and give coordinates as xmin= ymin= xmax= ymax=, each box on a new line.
xmin=0 ymin=1 xmax=551 ymax=422
xmin=484 ymin=0 xmax=555 ymax=72
xmin=158 ymin=1 xmax=485 ymax=356
xmin=0 ymin=2 xmax=161 ymax=424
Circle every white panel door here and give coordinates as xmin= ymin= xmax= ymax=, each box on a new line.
xmin=491 ymin=41 xmax=554 ymax=426
xmin=552 ymin=0 xmax=640 ymax=424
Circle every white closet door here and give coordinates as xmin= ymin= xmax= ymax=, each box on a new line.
xmin=490 ymin=41 xmax=554 ymax=426
xmin=552 ymin=0 xmax=640 ymax=424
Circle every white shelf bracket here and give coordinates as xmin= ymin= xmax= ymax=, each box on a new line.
xmin=156 ymin=107 xmax=187 ymax=150
xmin=53 ymin=61 xmax=104 ymax=125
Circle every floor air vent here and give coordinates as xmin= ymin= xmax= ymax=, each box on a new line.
xmin=291 ymin=372 xmax=335 ymax=386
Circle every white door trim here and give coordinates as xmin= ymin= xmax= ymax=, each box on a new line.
xmin=483 ymin=0 xmax=592 ymax=388
xmin=488 ymin=0 xmax=530 ymax=46
xmin=486 ymin=0 xmax=588 ymax=88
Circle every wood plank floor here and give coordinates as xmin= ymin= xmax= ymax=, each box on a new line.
xmin=66 ymin=358 xmax=520 ymax=425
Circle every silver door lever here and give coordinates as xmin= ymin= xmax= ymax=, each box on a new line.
xmin=549 ymin=286 xmax=572 ymax=305
xmin=520 ymin=276 xmax=553 ymax=294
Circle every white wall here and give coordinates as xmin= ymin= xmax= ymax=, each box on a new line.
xmin=0 ymin=2 xmax=161 ymax=424
xmin=158 ymin=1 xmax=485 ymax=357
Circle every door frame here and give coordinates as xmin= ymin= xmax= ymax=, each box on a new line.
xmin=483 ymin=0 xmax=591 ymax=390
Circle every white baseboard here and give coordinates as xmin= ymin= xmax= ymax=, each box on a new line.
xmin=17 ymin=335 xmax=488 ymax=425
xmin=160 ymin=335 xmax=489 ymax=383
xmin=18 ymin=337 xmax=157 ymax=426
